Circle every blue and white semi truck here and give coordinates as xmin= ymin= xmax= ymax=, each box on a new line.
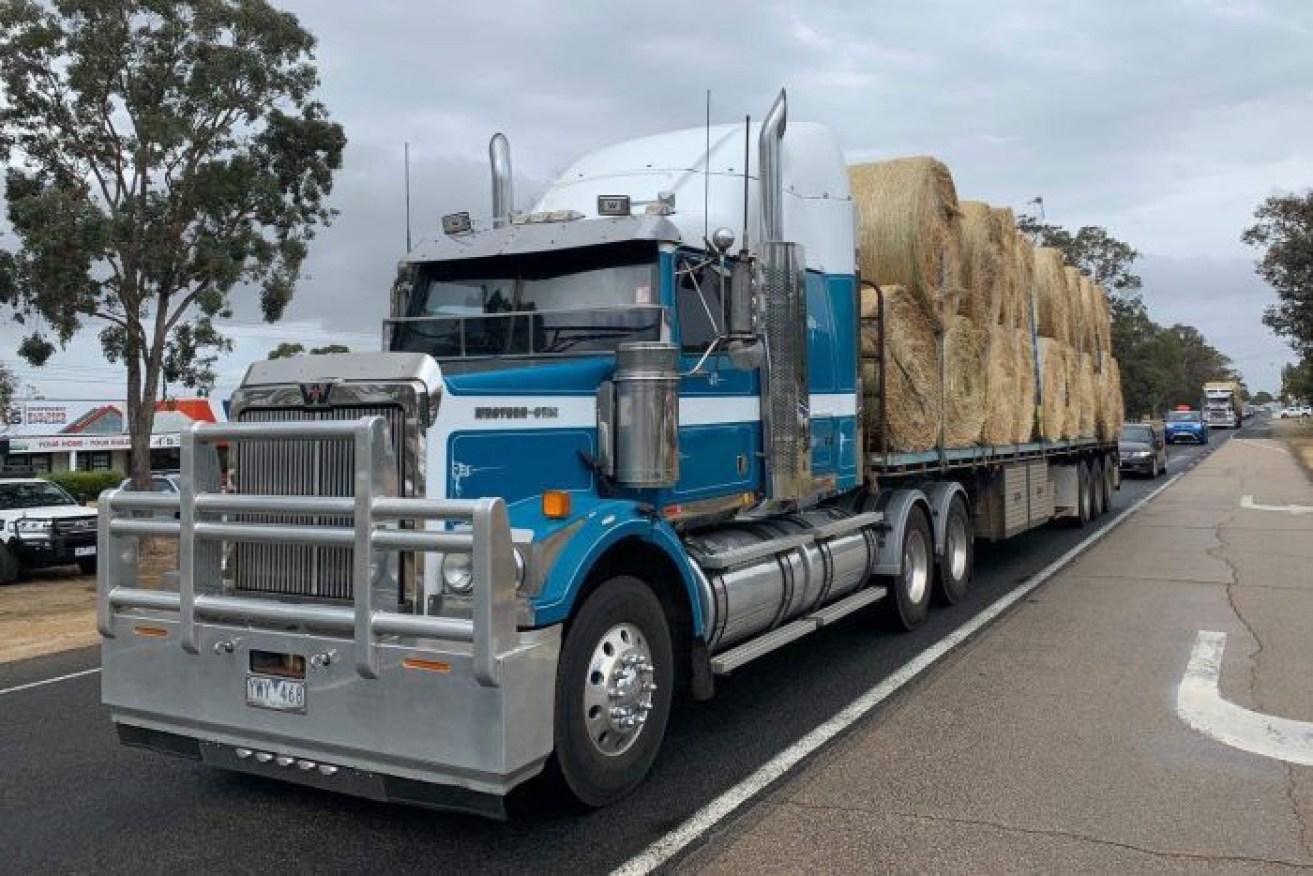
xmin=97 ymin=91 xmax=1119 ymax=816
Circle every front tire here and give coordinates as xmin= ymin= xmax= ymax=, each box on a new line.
xmin=882 ymin=505 xmax=934 ymax=630
xmin=934 ymin=496 xmax=972 ymax=606
xmin=0 ymin=543 xmax=19 ymax=585
xmin=554 ymin=576 xmax=673 ymax=808
xmin=77 ymin=557 xmax=98 ymax=576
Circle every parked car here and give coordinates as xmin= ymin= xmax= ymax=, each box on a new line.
xmin=117 ymin=473 xmax=182 ymax=495
xmin=1163 ymin=409 xmax=1209 ymax=444
xmin=1277 ymin=405 xmax=1312 ymax=419
xmin=1119 ymin=422 xmax=1168 ymax=477
xmin=0 ymin=477 xmax=99 ymax=584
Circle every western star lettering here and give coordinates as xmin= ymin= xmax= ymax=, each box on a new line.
xmin=473 ymin=406 xmax=559 ymax=420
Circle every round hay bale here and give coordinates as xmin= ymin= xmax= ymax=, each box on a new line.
xmin=1064 ymin=267 xmax=1087 ymax=355
xmin=1013 ymin=328 xmax=1038 ymax=443
xmin=850 ymin=158 xmax=963 ymax=326
xmin=1076 ymin=352 xmax=1096 ymax=437
xmin=981 ymin=325 xmax=1018 ymax=445
xmin=1096 ymin=355 xmax=1125 ymax=440
xmin=944 ymin=315 xmax=988 ymax=446
xmin=1094 ymin=285 xmax=1112 ymax=353
xmin=1036 ymin=337 xmax=1068 ymax=441
xmin=1002 ymin=231 xmax=1035 ymax=333
xmin=859 ymin=284 xmax=942 ymax=453
xmin=1076 ymin=275 xmax=1100 ymax=356
xmin=1033 ymin=248 xmax=1071 ymax=343
xmin=957 ymin=201 xmax=1000 ymax=325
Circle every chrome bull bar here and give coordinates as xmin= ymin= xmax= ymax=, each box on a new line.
xmin=97 ymin=417 xmax=517 ymax=687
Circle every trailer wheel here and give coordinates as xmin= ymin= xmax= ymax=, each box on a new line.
xmin=882 ymin=505 xmax=933 ymax=630
xmin=1089 ymin=459 xmax=1106 ymax=518
xmin=1075 ymin=461 xmax=1093 ymax=527
xmin=934 ymin=496 xmax=972 ymax=606
xmin=553 ymin=575 xmax=673 ymax=808
xmin=0 ymin=543 xmax=18 ymax=586
xmin=1104 ymin=455 xmax=1118 ymax=507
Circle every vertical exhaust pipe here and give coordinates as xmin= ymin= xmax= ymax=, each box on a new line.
xmin=489 ymin=133 xmax=513 ymax=228
xmin=758 ymin=89 xmax=787 ymax=242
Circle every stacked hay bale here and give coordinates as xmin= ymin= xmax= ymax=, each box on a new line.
xmin=859 ymin=284 xmax=942 ymax=452
xmin=849 ymin=158 xmax=963 ymax=327
xmin=851 ymin=157 xmax=1122 ymax=452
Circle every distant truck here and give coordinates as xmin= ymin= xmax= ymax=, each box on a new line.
xmin=1203 ymin=381 xmax=1242 ymax=429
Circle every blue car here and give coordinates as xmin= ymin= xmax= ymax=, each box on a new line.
xmin=1163 ymin=409 xmax=1209 ymax=444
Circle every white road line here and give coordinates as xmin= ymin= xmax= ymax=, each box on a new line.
xmin=0 ymin=667 xmax=101 ymax=697
xmin=612 ymin=472 xmax=1185 ymax=876
xmin=1239 ymin=494 xmax=1313 ymax=515
xmin=1240 ymin=441 xmax=1290 ymax=455
xmin=1176 ymin=631 xmax=1313 ymax=765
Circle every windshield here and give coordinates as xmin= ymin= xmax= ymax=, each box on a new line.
xmin=391 ymin=241 xmax=662 ymax=359
xmin=1166 ymin=411 xmax=1200 ymax=422
xmin=0 ymin=481 xmax=77 ymax=510
xmin=1121 ymin=425 xmax=1153 ymax=443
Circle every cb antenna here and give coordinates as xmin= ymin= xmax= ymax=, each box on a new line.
xmin=741 ymin=114 xmax=751 ymax=254
xmin=404 ymin=141 xmax=413 ymax=252
xmin=703 ymin=89 xmax=711 ymax=249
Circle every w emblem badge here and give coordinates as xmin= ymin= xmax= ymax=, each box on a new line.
xmin=300 ymin=382 xmax=333 ymax=407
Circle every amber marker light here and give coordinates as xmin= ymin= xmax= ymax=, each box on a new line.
xmin=542 ymin=490 xmax=571 ymax=519
xmin=133 ymin=626 xmax=169 ymax=638
xmin=403 ymin=657 xmax=451 ymax=673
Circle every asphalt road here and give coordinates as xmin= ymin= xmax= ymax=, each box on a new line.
xmin=0 ymin=431 xmax=1233 ymax=874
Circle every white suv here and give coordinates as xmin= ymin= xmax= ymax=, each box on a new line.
xmin=0 ymin=478 xmax=99 ymax=584
xmin=1277 ymin=405 xmax=1312 ymax=419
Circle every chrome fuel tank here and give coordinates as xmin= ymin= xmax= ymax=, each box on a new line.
xmin=685 ymin=507 xmax=879 ymax=653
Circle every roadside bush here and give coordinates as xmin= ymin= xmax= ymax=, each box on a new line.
xmin=43 ymin=470 xmax=124 ymax=504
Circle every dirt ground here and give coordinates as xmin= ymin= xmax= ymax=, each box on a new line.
xmin=1270 ymin=415 xmax=1313 ymax=480
xmin=0 ymin=541 xmax=178 ymax=665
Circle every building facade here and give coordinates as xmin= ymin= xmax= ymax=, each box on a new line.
xmin=1 ymin=398 xmax=224 ymax=475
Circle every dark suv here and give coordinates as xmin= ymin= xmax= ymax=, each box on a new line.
xmin=1119 ymin=422 xmax=1168 ymax=478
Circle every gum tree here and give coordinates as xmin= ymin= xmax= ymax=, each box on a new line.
xmin=0 ymin=0 xmax=345 ymax=484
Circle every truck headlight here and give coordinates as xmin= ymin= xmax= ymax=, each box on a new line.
xmin=441 ymin=553 xmax=474 ymax=594
xmin=14 ymin=519 xmax=51 ymax=539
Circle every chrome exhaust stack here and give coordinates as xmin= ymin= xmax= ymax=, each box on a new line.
xmin=489 ymin=133 xmax=513 ymax=228
xmin=758 ymin=89 xmax=787 ymax=242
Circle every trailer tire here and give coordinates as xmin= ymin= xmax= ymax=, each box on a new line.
xmin=0 ymin=543 xmax=18 ymax=585
xmin=553 ymin=575 xmax=673 ymax=808
xmin=1090 ymin=459 xmax=1106 ymax=518
xmin=882 ymin=505 xmax=933 ymax=630
xmin=1103 ymin=455 xmax=1117 ymax=510
xmin=1075 ymin=461 xmax=1093 ymax=527
xmin=934 ymin=496 xmax=972 ymax=606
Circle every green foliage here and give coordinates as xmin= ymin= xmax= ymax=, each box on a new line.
xmin=1281 ymin=358 xmax=1313 ymax=403
xmin=0 ymin=0 xmax=345 ymax=485
xmin=43 ymin=469 xmax=124 ymax=503
xmin=1018 ymin=215 xmax=1236 ymax=418
xmin=1243 ymin=192 xmax=1313 ymax=358
xmin=267 ymin=341 xmax=349 ymax=359
xmin=0 ymin=360 xmax=15 ymax=423
xmin=1252 ymin=390 xmax=1274 ymax=406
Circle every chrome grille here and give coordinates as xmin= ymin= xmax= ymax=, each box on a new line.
xmin=233 ymin=405 xmax=406 ymax=600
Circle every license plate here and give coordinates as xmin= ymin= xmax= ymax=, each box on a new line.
xmin=74 ymin=545 xmax=96 ymax=557
xmin=246 ymin=675 xmax=306 ymax=713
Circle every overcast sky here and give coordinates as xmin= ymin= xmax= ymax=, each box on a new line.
xmin=2 ymin=0 xmax=1310 ymax=400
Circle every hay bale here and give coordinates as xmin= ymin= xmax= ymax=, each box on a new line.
xmin=850 ymin=158 xmax=963 ymax=326
xmin=1036 ymin=337 xmax=1068 ymax=441
xmin=943 ymin=315 xmax=988 ymax=446
xmin=859 ymin=284 xmax=942 ymax=453
xmin=1096 ymin=355 xmax=1125 ymax=440
xmin=999 ymin=227 xmax=1035 ymax=332
xmin=1013 ymin=328 xmax=1038 ymax=443
xmin=1033 ymin=248 xmax=1071 ymax=343
xmin=957 ymin=201 xmax=1001 ymax=325
xmin=1076 ymin=353 xmax=1096 ymax=438
xmin=1064 ymin=267 xmax=1087 ymax=355
xmin=1076 ymin=275 xmax=1100 ymax=356
xmin=981 ymin=325 xmax=1018 ymax=445
xmin=1093 ymin=285 xmax=1112 ymax=353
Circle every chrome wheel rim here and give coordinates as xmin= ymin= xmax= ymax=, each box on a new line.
xmin=904 ymin=528 xmax=930 ymax=604
xmin=946 ymin=513 xmax=968 ymax=582
xmin=582 ymin=622 xmax=656 ymax=757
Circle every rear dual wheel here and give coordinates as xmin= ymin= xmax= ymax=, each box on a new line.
xmin=883 ymin=506 xmax=934 ymax=630
xmin=934 ymin=496 xmax=973 ymax=606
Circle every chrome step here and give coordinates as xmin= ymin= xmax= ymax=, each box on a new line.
xmin=709 ymin=586 xmax=888 ymax=675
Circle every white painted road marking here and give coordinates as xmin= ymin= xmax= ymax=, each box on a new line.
xmin=1240 ymin=494 xmax=1313 ymax=515
xmin=0 ymin=667 xmax=101 ymax=697
xmin=612 ymin=471 xmax=1187 ymax=876
xmin=1176 ymin=631 xmax=1313 ymax=766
